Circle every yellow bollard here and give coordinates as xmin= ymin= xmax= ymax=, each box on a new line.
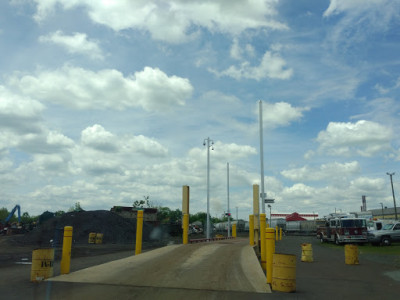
xmin=345 ymin=244 xmax=359 ymax=265
xmin=249 ymin=214 xmax=254 ymax=245
xmin=260 ymin=214 xmax=266 ymax=270
xmin=301 ymin=243 xmax=313 ymax=262
xmin=183 ymin=213 xmax=189 ymax=244
xmin=276 ymin=226 xmax=279 ymax=241
xmin=266 ymin=222 xmax=269 ymax=228
xmin=60 ymin=226 xmax=73 ymax=275
xmin=272 ymin=253 xmax=296 ymax=292
xmin=232 ymin=224 xmax=237 ymax=238
xmin=135 ymin=210 xmax=144 ymax=255
xmin=265 ymin=228 xmax=276 ymax=284
xmin=280 ymin=228 xmax=282 ymax=240
xmin=31 ymin=248 xmax=54 ymax=282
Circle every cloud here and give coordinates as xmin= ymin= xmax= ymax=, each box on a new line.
xmin=316 ymin=120 xmax=393 ymax=157
xmin=81 ymin=124 xmax=118 ymax=153
xmin=33 ymin=0 xmax=287 ymax=43
xmin=0 ymin=86 xmax=45 ymax=134
xmin=281 ymin=161 xmax=360 ymax=182
xmin=9 ymin=66 xmax=193 ymax=112
xmin=323 ymin=0 xmax=400 ymax=49
xmin=210 ymin=50 xmax=293 ymax=81
xmin=72 ymin=124 xmax=169 ymax=176
xmin=39 ymin=31 xmax=104 ymax=60
xmin=262 ymin=102 xmax=309 ymax=129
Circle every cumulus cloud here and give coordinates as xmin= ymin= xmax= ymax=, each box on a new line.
xmin=39 ymin=31 xmax=104 ymax=60
xmin=81 ymin=125 xmax=118 ymax=153
xmin=0 ymin=86 xmax=44 ymax=134
xmin=262 ymin=102 xmax=309 ymax=128
xmin=9 ymin=66 xmax=193 ymax=112
xmin=71 ymin=124 xmax=168 ymax=176
xmin=316 ymin=120 xmax=393 ymax=157
xmin=281 ymin=161 xmax=360 ymax=182
xmin=210 ymin=50 xmax=293 ymax=81
xmin=33 ymin=0 xmax=287 ymax=43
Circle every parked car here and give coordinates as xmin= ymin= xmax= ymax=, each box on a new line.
xmin=367 ymin=222 xmax=400 ymax=246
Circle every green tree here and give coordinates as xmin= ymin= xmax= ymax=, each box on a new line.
xmin=133 ymin=196 xmax=153 ymax=208
xmin=68 ymin=202 xmax=84 ymax=212
xmin=157 ymin=207 xmax=182 ymax=224
xmin=55 ymin=210 xmax=65 ymax=217
xmin=190 ymin=212 xmax=207 ymax=224
xmin=0 ymin=207 xmax=9 ymax=221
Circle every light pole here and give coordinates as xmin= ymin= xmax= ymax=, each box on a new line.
xmin=227 ymin=162 xmax=230 ymax=237
xmin=380 ymin=202 xmax=384 ymax=219
xmin=259 ymin=100 xmax=266 ymax=214
xmin=204 ymin=137 xmax=214 ymax=239
xmin=387 ymin=172 xmax=398 ymax=220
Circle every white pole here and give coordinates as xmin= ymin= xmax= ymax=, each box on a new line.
xmin=259 ymin=100 xmax=266 ymax=214
xmin=227 ymin=162 xmax=231 ymax=237
xmin=204 ymin=137 xmax=214 ymax=240
xmin=207 ymin=138 xmax=211 ymax=239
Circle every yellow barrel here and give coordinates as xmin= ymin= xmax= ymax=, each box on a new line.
xmin=30 ymin=248 xmax=55 ymax=282
xmin=88 ymin=232 xmax=96 ymax=244
xmin=95 ymin=233 xmax=103 ymax=244
xmin=272 ymin=253 xmax=296 ymax=293
xmin=301 ymin=243 xmax=313 ymax=262
xmin=345 ymin=244 xmax=359 ymax=265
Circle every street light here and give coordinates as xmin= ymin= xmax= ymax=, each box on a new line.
xmin=386 ymin=172 xmax=398 ymax=220
xmin=267 ymin=204 xmax=272 ymax=227
xmin=204 ymin=137 xmax=214 ymax=239
xmin=380 ymin=202 xmax=384 ymax=219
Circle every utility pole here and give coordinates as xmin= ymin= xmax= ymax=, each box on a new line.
xmin=387 ymin=172 xmax=398 ymax=220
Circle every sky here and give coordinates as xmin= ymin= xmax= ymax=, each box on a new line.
xmin=1 ymin=0 xmax=400 ymax=220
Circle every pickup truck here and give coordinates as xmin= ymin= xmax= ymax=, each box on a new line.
xmin=367 ymin=222 xmax=400 ymax=246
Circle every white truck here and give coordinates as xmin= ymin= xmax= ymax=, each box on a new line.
xmin=367 ymin=222 xmax=400 ymax=246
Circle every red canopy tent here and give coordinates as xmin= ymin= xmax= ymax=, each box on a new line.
xmin=285 ymin=212 xmax=307 ymax=221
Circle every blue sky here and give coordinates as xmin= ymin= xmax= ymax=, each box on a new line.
xmin=1 ymin=0 xmax=400 ymax=219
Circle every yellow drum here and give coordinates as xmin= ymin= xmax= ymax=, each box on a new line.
xmin=301 ymin=243 xmax=313 ymax=262
xmin=30 ymin=248 xmax=55 ymax=282
xmin=88 ymin=232 xmax=96 ymax=244
xmin=345 ymin=244 xmax=359 ymax=265
xmin=272 ymin=253 xmax=296 ymax=293
xmin=95 ymin=233 xmax=103 ymax=244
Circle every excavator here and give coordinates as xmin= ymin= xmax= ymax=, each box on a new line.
xmin=0 ymin=205 xmax=22 ymax=235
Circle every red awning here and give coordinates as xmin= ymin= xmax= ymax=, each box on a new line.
xmin=285 ymin=212 xmax=307 ymax=221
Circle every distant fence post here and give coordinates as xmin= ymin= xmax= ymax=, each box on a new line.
xmin=60 ymin=226 xmax=73 ymax=274
xmin=135 ymin=210 xmax=144 ymax=255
